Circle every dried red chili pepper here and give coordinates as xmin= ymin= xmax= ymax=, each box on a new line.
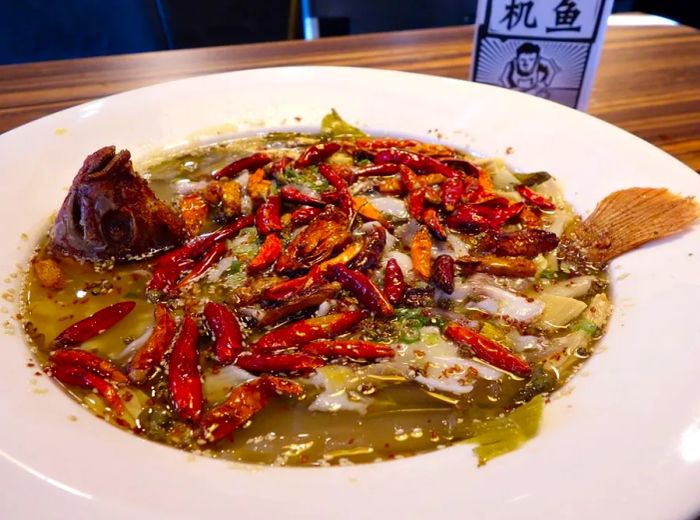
xmin=155 ymin=237 xmax=212 ymax=270
xmin=258 ymin=282 xmax=341 ymax=327
xmin=50 ymin=348 xmax=128 ymax=384
xmin=479 ymin=228 xmax=559 ymax=258
xmin=290 ymin=206 xmax=321 ymax=226
xmin=200 ymin=376 xmax=302 ymax=443
xmin=265 ymin=243 xmax=358 ymax=306
xmin=342 ymin=190 xmax=357 ymax=216
xmin=474 ymin=196 xmax=510 ymax=208
xmin=301 ymin=340 xmax=395 ymax=360
xmin=399 ymin=164 xmax=423 ymax=192
xmin=516 ymin=185 xmax=556 ymax=211
xmin=168 ymin=316 xmax=203 ymax=422
xmin=295 ymin=142 xmax=341 ymax=168
xmin=423 ymin=207 xmax=447 ymax=240
xmin=275 ymin=206 xmax=350 ymax=274
xmin=268 ymin=156 xmax=293 ymax=176
xmin=176 ymin=241 xmax=227 ymax=289
xmin=213 ymin=152 xmax=272 ymax=180
xmin=351 ymin=196 xmax=390 ymax=229
xmin=356 ymin=137 xmax=422 ymax=151
xmin=318 ymin=164 xmax=355 ymax=217
xmin=262 ymin=274 xmax=315 ymax=302
xmin=128 ymin=304 xmax=176 ymax=384
xmin=264 ymin=239 xmax=360 ymax=304
xmin=247 ymin=233 xmax=282 ymax=273
xmin=148 ymin=214 xmax=254 ymax=295
xmin=383 ymin=258 xmax=406 ymax=305
xmin=440 ymin=177 xmax=464 ymax=212
xmin=462 ymin=177 xmax=495 ymax=205
xmin=355 ymin=163 xmax=400 ymax=177
xmin=255 ymin=195 xmax=283 ymax=235
xmin=313 ymin=240 xmax=365 ymax=277
xmin=446 ymin=201 xmax=524 ymax=232
xmin=444 ymin=322 xmax=532 ymax=377
xmin=374 ymin=148 xmax=459 ymax=177
xmin=279 ymin=186 xmax=325 ymax=206
xmin=442 ymin=157 xmax=480 ymax=176
xmin=203 ymin=302 xmax=243 ymax=365
xmin=319 ymin=163 xmax=349 ymax=191
xmin=235 ymin=352 xmax=324 ymax=374
xmin=411 ymin=226 xmax=432 ymax=280
xmin=147 ymin=258 xmax=196 ymax=298
xmin=209 ymin=215 xmax=255 ymax=241
xmin=49 ymin=364 xmax=126 ymax=415
xmin=431 ymin=255 xmax=455 ymax=294
xmin=456 ymin=255 xmax=536 ymax=278
xmin=407 ymin=187 xmax=426 ymax=221
xmin=52 ymin=301 xmax=136 ymax=349
xmin=331 ymin=265 xmax=394 ymax=317
xmin=210 ymin=213 xmax=256 ymax=243
xmin=320 ymin=189 xmax=342 ymax=205
xmin=348 ymin=225 xmax=386 ymax=272
xmin=355 ymin=138 xmax=457 ymax=158
xmin=253 ymin=311 xmax=365 ymax=352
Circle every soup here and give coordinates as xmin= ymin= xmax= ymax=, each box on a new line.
xmin=22 ymin=111 xmax=615 ymax=466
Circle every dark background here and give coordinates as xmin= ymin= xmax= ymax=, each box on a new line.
xmin=0 ymin=0 xmax=697 ymax=65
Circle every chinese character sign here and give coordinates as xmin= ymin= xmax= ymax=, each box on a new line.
xmin=470 ymin=0 xmax=614 ymax=109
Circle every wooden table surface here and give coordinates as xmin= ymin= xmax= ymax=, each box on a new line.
xmin=1 ymin=21 xmax=699 ymax=171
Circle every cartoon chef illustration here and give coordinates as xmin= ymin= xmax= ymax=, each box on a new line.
xmin=500 ymin=42 xmax=560 ymax=98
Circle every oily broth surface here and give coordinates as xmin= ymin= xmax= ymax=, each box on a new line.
xmin=23 ymin=252 xmax=526 ymax=465
xmin=22 ymin=133 xmax=607 ymax=466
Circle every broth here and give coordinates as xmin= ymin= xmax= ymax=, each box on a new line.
xmin=22 ymin=124 xmax=609 ymax=466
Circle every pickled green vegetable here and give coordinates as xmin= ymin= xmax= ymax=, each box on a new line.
xmin=321 ymin=109 xmax=367 ymax=139
xmin=468 ymin=394 xmax=544 ymax=465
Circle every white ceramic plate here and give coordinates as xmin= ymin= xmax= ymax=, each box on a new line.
xmin=1 ymin=67 xmax=698 ymax=519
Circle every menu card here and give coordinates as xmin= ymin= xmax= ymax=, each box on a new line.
xmin=470 ymin=0 xmax=615 ymax=109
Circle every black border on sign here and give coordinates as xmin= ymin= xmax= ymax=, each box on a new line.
xmin=472 ymin=32 xmax=593 ymax=108
xmin=483 ymin=0 xmax=607 ymax=43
